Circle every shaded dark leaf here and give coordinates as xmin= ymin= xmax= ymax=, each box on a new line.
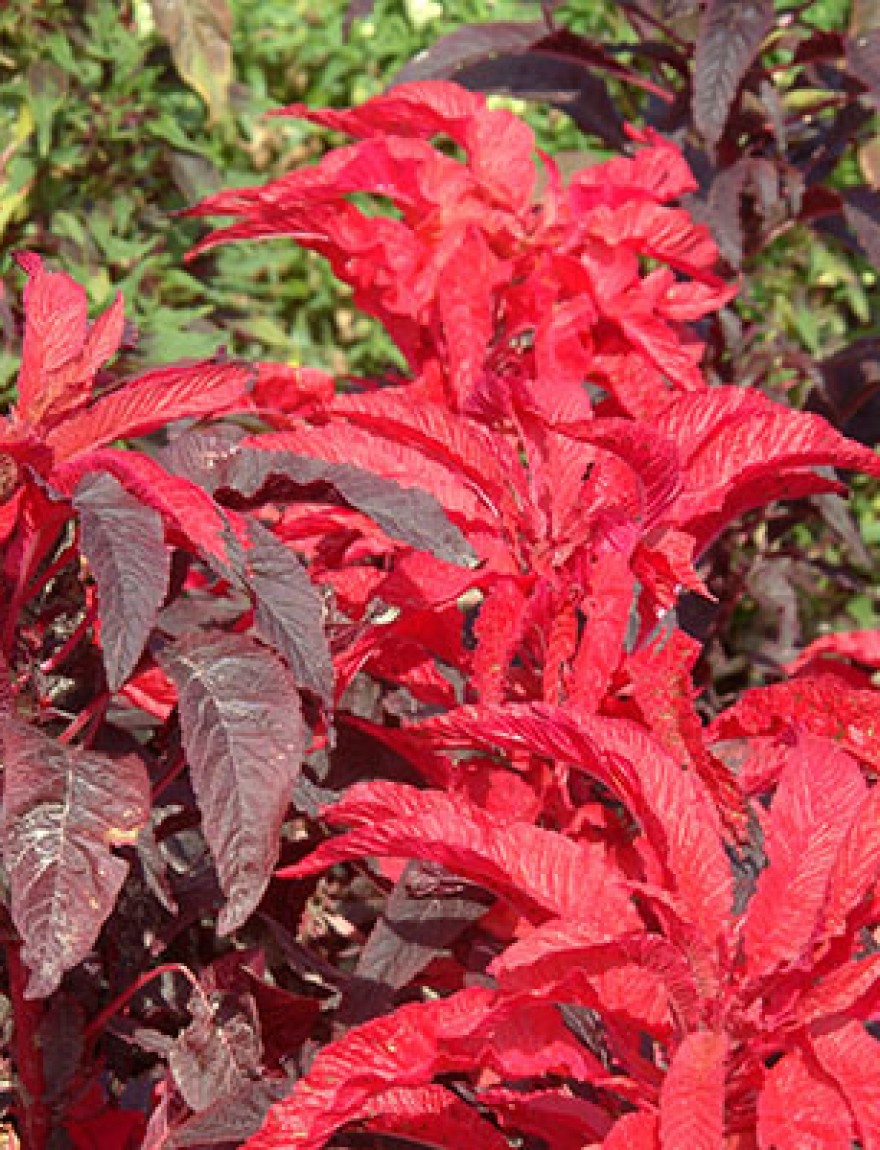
xmin=157 ymin=630 xmax=307 ymax=934
xmin=74 ymin=471 xmax=171 ymax=691
xmin=848 ymin=27 xmax=880 ymax=104
xmin=39 ymin=993 xmax=85 ymax=1101
xmin=242 ymin=970 xmax=322 ymax=1069
xmin=693 ymin=0 xmax=775 ymax=146
xmin=341 ymin=860 xmax=494 ymax=1025
xmin=168 ymin=991 xmax=261 ymax=1112
xmin=1 ymin=720 xmax=151 ymax=998
xmin=239 ymin=520 xmax=334 ymax=705
xmin=450 ymin=53 xmax=628 ymax=150
xmin=842 ymin=186 xmax=880 ymax=266
xmin=814 ymin=337 xmax=880 ymax=446
xmin=221 ymin=448 xmax=476 ymax=566
xmin=391 ymin=21 xmax=546 ymax=86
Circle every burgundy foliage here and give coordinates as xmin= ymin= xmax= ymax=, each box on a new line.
xmin=2 ymin=76 xmax=880 ymax=1150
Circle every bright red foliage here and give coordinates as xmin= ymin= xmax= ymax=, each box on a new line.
xmin=5 ymin=79 xmax=880 ymax=1150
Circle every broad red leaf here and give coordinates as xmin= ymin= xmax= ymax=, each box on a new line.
xmin=74 ymin=471 xmax=170 ymax=690
xmin=15 ymin=253 xmax=125 ymax=429
xmin=786 ymin=628 xmax=880 ymax=676
xmin=693 ymin=0 xmax=774 ymax=146
xmin=709 ymin=673 xmax=880 ymax=779
xmin=659 ymin=1030 xmax=726 ymax=1150
xmin=359 ymin=1084 xmax=511 ymax=1149
xmin=743 ymin=732 xmax=866 ymax=984
xmin=810 ymin=1021 xmax=880 ymax=1148
xmin=158 ymin=630 xmax=307 ymax=933
xmin=279 ymin=780 xmax=639 ymax=931
xmin=244 ymin=987 xmax=605 ymax=1150
xmin=758 ymin=1047 xmax=854 ymax=1150
xmin=416 ymin=704 xmax=733 ymax=959
xmin=625 ymin=632 xmax=746 ymax=839
xmin=44 ymin=360 xmax=255 ymax=460
xmin=492 ymin=921 xmax=701 ymax=1033
xmin=603 ymin=1111 xmax=660 ymax=1149
xmin=53 ymin=447 xmax=235 ymax=566
xmin=1 ymin=718 xmax=151 ymax=997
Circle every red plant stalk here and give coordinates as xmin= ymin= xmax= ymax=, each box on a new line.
xmin=7 ymin=942 xmax=49 ymax=1150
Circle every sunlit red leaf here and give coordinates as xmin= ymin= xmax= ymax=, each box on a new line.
xmin=743 ymin=731 xmax=866 ymax=984
xmin=757 ymin=1047 xmax=854 ymax=1150
xmin=658 ymin=1031 xmax=726 ymax=1150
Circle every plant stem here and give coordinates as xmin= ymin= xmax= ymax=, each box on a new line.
xmin=7 ymin=943 xmax=50 ymax=1150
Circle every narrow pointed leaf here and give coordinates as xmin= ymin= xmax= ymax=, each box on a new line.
xmin=158 ymin=630 xmax=307 ymax=934
xmin=235 ymin=520 xmax=333 ymax=703
xmin=279 ymin=780 xmax=638 ymax=931
xmin=743 ymin=732 xmax=866 ymax=983
xmin=1 ymin=719 xmax=151 ymax=997
xmin=224 ymin=445 xmax=477 ymax=565
xmin=74 ymin=472 xmax=170 ymax=690
xmin=693 ymin=0 xmax=774 ymax=146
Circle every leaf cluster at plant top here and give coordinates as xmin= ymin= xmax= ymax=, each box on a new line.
xmin=5 ymin=72 xmax=880 ymax=1148
xmin=0 ymin=0 xmax=571 ymax=395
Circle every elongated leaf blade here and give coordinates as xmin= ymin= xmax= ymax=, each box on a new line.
xmin=237 ymin=520 xmax=333 ymax=704
xmin=158 ymin=630 xmax=307 ymax=933
xmin=659 ymin=1031 xmax=726 ymax=1150
xmin=223 ymin=447 xmax=476 ymax=566
xmin=1 ymin=719 xmax=151 ymax=997
xmin=74 ymin=472 xmax=170 ymax=690
xmin=693 ymin=0 xmax=774 ymax=146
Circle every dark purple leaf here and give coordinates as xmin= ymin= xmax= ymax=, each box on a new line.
xmin=157 ymin=630 xmax=307 ymax=934
xmin=693 ymin=0 xmax=775 ymax=146
xmin=391 ymin=21 xmax=547 ymax=86
xmin=74 ymin=471 xmax=171 ymax=690
xmin=242 ymin=969 xmax=322 ymax=1069
xmin=341 ymin=859 xmax=494 ymax=1025
xmin=168 ymin=1077 xmax=293 ymax=1147
xmin=814 ymin=338 xmax=880 ymax=446
xmin=168 ymin=990 xmax=261 ymax=1112
xmin=848 ymin=27 xmax=880 ymax=104
xmin=444 ymin=52 xmax=628 ymax=150
xmin=221 ymin=448 xmax=476 ymax=567
xmin=843 ymin=186 xmax=880 ymax=267
xmin=1 ymin=719 xmax=151 ymax=998
xmin=239 ymin=520 xmax=334 ymax=705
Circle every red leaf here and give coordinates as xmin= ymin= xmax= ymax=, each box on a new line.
xmin=15 ymin=253 xmax=124 ymax=429
xmin=44 ymin=360 xmax=255 ymax=460
xmin=743 ymin=731 xmax=866 ymax=984
xmin=158 ymin=630 xmax=307 ymax=933
xmin=757 ymin=1047 xmax=853 ymax=1150
xmin=416 ymin=704 xmax=733 ymax=959
xmin=810 ymin=1021 xmax=880 ymax=1149
xmin=658 ymin=1030 xmax=726 ymax=1150
xmin=244 ymin=987 xmax=604 ymax=1150
xmin=709 ymin=673 xmax=880 ymax=779
xmin=1 ymin=719 xmax=151 ymax=997
xmin=279 ymin=780 xmax=638 ymax=931
xmin=786 ymin=629 xmax=880 ymax=676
